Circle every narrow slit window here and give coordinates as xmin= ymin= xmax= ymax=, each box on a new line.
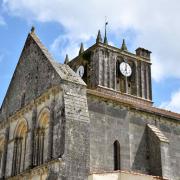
xmin=114 ymin=140 xmax=121 ymax=170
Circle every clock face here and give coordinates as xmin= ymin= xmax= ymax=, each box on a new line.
xmin=76 ymin=65 xmax=84 ymax=77
xmin=119 ymin=62 xmax=132 ymax=77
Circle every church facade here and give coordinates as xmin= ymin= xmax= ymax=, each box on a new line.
xmin=0 ymin=28 xmax=179 ymax=180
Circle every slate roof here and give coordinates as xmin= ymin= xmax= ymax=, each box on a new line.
xmin=147 ymin=124 xmax=169 ymax=143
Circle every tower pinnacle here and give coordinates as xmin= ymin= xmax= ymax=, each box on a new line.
xmin=96 ymin=30 xmax=102 ymax=43
xmin=79 ymin=42 xmax=84 ymax=55
xmin=64 ymin=54 xmax=69 ymax=64
xmin=121 ymin=39 xmax=128 ymax=51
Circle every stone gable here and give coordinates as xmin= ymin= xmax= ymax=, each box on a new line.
xmin=0 ymin=31 xmax=85 ymax=121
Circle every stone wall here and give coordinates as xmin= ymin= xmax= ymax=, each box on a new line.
xmin=88 ymin=97 xmax=130 ymax=172
xmin=0 ymin=31 xmax=90 ymax=180
xmin=87 ymin=94 xmax=180 ymax=180
xmin=0 ymin=33 xmax=61 ymax=121
xmin=62 ymin=81 xmax=90 ymax=180
xmin=0 ymin=83 xmax=90 ymax=180
xmin=1 ymin=88 xmax=65 ymax=179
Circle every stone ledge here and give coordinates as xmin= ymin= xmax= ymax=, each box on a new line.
xmin=87 ymin=88 xmax=180 ymax=123
xmin=6 ymin=158 xmax=63 ymax=180
xmin=0 ymin=86 xmax=60 ymax=130
xmin=89 ymin=170 xmax=168 ymax=180
xmin=96 ymin=85 xmax=153 ymax=106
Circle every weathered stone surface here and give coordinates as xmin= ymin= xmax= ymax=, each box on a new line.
xmin=0 ymin=29 xmax=180 ymax=180
xmin=0 ymin=31 xmax=89 ymax=180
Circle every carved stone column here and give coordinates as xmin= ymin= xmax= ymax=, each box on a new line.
xmin=108 ymin=54 xmax=111 ymax=88
xmin=98 ymin=49 xmax=103 ymax=86
xmin=1 ymin=126 xmax=9 ymax=178
xmin=114 ymin=58 xmax=117 ymax=90
xmin=141 ymin=62 xmax=145 ymax=98
xmin=47 ymin=100 xmax=55 ymax=161
xmin=103 ymin=56 xmax=108 ymax=87
xmin=28 ymin=107 xmax=37 ymax=168
xmin=146 ymin=65 xmax=150 ymax=100
xmin=135 ymin=61 xmax=139 ymax=97
xmin=149 ymin=65 xmax=152 ymax=100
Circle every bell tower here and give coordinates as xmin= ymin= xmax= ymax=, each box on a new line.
xmin=67 ymin=30 xmax=152 ymax=105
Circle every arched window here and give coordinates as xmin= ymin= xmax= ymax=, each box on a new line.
xmin=12 ymin=120 xmax=28 ymax=176
xmin=114 ymin=140 xmax=121 ymax=170
xmin=34 ymin=108 xmax=49 ymax=166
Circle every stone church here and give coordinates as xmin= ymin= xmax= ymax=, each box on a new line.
xmin=0 ymin=27 xmax=179 ymax=180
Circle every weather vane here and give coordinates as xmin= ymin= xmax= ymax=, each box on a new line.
xmin=104 ymin=16 xmax=108 ymax=44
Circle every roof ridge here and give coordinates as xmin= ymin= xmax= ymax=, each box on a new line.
xmin=29 ymin=32 xmax=56 ymax=63
xmin=29 ymin=32 xmax=85 ymax=86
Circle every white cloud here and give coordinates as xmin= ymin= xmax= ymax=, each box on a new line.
xmin=160 ymin=90 xmax=180 ymax=113
xmin=151 ymin=55 xmax=164 ymax=82
xmin=50 ymin=33 xmax=91 ymax=62
xmin=3 ymin=0 xmax=180 ymax=81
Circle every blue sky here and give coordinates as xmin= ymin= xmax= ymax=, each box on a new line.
xmin=1 ymin=0 xmax=180 ymax=112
